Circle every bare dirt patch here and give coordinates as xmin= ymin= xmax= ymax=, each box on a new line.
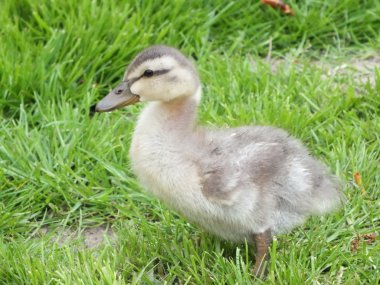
xmin=323 ymin=56 xmax=380 ymax=85
xmin=38 ymin=225 xmax=116 ymax=248
xmin=251 ymin=55 xmax=380 ymax=87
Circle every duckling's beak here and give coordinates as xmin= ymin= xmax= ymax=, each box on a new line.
xmin=95 ymin=81 xmax=140 ymax=112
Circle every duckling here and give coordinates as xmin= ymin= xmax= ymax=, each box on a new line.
xmin=95 ymin=45 xmax=343 ymax=275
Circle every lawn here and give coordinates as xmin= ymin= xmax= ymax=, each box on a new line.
xmin=0 ymin=0 xmax=379 ymax=284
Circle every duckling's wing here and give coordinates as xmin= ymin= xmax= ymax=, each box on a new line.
xmin=198 ymin=126 xmax=290 ymax=205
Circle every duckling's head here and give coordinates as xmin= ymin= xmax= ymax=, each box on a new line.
xmin=96 ymin=45 xmax=200 ymax=112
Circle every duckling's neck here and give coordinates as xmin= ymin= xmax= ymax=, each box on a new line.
xmin=136 ymin=94 xmax=199 ymax=137
xmin=159 ymin=96 xmax=198 ymax=130
xmin=129 ymin=92 xmax=205 ymax=214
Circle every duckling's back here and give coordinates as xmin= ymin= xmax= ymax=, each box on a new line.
xmin=198 ymin=125 xmax=343 ymax=234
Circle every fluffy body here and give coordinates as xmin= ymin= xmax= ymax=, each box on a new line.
xmin=129 ymin=95 xmax=341 ymax=242
xmin=104 ymin=45 xmax=343 ymax=243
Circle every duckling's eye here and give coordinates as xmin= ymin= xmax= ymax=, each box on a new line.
xmin=143 ymin=69 xmax=154 ymax=77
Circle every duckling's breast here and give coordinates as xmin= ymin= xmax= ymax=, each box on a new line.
xmin=130 ymin=129 xmax=207 ymax=212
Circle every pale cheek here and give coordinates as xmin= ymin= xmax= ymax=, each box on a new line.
xmin=147 ymin=79 xmax=164 ymax=99
xmin=131 ymin=81 xmax=143 ymax=96
xmin=131 ymin=80 xmax=160 ymax=101
xmin=162 ymin=82 xmax=176 ymax=99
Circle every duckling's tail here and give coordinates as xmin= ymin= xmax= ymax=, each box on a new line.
xmin=309 ymin=173 xmax=345 ymax=215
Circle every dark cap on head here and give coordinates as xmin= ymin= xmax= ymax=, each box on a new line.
xmin=126 ymin=45 xmax=197 ymax=76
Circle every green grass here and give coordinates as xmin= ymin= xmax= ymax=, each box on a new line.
xmin=1 ymin=0 xmax=380 ymax=284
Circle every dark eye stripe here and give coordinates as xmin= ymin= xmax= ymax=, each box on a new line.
xmin=126 ymin=69 xmax=172 ymax=87
xmin=151 ymin=69 xmax=170 ymax=76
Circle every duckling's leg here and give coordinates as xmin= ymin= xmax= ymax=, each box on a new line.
xmin=252 ymin=229 xmax=272 ymax=277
